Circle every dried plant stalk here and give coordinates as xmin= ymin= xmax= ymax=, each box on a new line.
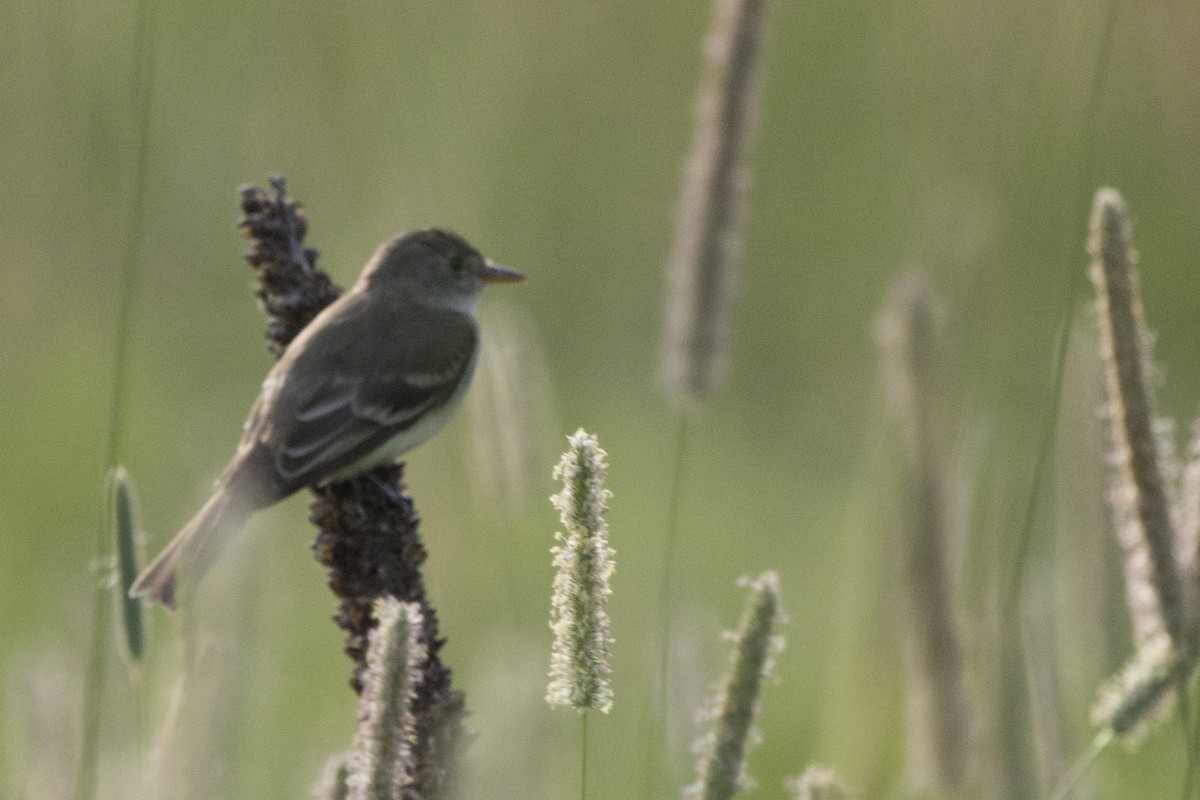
xmin=238 ymin=178 xmax=464 ymax=799
xmin=661 ymin=0 xmax=772 ymax=402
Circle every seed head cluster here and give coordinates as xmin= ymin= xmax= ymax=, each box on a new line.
xmin=546 ymin=429 xmax=616 ymax=713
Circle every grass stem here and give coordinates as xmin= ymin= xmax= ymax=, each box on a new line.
xmin=1050 ymin=734 xmax=1109 ymax=800
xmin=1180 ymin=686 xmax=1193 ymax=800
xmin=1004 ymin=0 xmax=1120 ymax=618
xmin=74 ymin=0 xmax=156 ymax=798
xmin=581 ymin=712 xmax=589 ymax=800
xmin=641 ymin=410 xmax=690 ymax=799
xmin=657 ymin=411 xmax=690 ymax=717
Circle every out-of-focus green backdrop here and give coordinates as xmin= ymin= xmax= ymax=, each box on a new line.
xmin=3 ymin=1 xmax=1200 ymax=798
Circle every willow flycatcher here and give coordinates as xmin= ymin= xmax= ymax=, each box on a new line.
xmin=131 ymin=228 xmax=523 ymax=609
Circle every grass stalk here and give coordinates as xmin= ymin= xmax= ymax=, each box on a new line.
xmin=1050 ymin=734 xmax=1110 ymax=800
xmin=656 ymin=411 xmax=689 ymax=712
xmin=581 ymin=712 xmax=589 ymax=800
xmin=1180 ymin=686 xmax=1194 ymax=800
xmin=639 ymin=411 xmax=689 ymax=800
xmin=74 ymin=572 xmax=113 ymax=800
xmin=74 ymin=0 xmax=156 ymax=797
xmin=655 ymin=0 xmax=772 ymax=787
xmin=1191 ymin=696 xmax=1200 ymax=800
xmin=1005 ymin=0 xmax=1120 ymax=618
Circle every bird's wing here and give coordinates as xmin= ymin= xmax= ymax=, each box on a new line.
xmin=269 ymin=308 xmax=478 ymax=487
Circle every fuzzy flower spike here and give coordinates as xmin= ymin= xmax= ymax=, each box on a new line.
xmin=687 ymin=570 xmax=783 ymax=800
xmin=547 ymin=429 xmax=616 ymax=713
xmin=348 ymin=598 xmax=427 ymax=799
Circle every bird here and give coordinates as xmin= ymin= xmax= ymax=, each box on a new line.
xmin=130 ymin=228 xmax=524 ymax=609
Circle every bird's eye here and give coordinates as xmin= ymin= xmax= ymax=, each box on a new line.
xmin=449 ymin=259 xmax=465 ymax=274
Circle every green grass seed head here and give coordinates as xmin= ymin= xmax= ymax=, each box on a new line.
xmin=108 ymin=466 xmax=145 ymax=661
xmin=1091 ymin=633 xmax=1179 ymax=745
xmin=686 ymin=571 xmax=783 ymax=800
xmin=547 ymin=429 xmax=615 ymax=713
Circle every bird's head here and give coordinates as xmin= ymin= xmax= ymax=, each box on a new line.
xmin=360 ymin=228 xmax=523 ymax=311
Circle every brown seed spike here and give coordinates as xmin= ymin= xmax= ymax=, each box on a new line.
xmin=660 ymin=0 xmax=773 ymax=404
xmin=1088 ymin=187 xmax=1184 ymax=648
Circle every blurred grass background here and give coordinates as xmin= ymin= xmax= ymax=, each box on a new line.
xmin=2 ymin=0 xmax=1200 ymax=798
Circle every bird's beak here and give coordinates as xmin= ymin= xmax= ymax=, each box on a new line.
xmin=482 ymin=261 xmax=525 ymax=284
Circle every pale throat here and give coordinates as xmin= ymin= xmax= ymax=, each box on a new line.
xmin=430 ymin=288 xmax=483 ymax=315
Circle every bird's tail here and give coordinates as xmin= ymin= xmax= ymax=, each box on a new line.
xmin=129 ymin=484 xmax=257 ymax=611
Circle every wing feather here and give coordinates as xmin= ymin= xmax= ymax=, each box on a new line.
xmin=263 ymin=304 xmax=478 ymax=487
